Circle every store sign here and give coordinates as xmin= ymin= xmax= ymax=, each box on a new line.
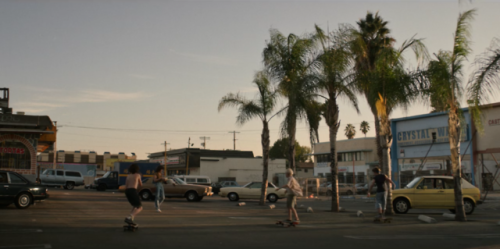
xmin=150 ymin=156 xmax=180 ymax=165
xmin=0 ymin=147 xmax=25 ymax=154
xmin=488 ymin=118 xmax=500 ymax=126
xmin=401 ymin=163 xmax=442 ymax=171
xmin=397 ymin=125 xmax=468 ymax=146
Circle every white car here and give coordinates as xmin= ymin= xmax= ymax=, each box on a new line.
xmin=219 ymin=181 xmax=286 ymax=203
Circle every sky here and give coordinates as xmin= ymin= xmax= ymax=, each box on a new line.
xmin=2 ymin=0 xmax=499 ymax=159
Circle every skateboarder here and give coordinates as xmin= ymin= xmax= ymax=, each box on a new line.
xmin=277 ymin=169 xmax=302 ymax=223
xmin=367 ymin=167 xmax=395 ymax=220
xmin=124 ymin=164 xmax=143 ymax=224
xmin=153 ymin=166 xmax=167 ymax=212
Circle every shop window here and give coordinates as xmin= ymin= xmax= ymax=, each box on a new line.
xmin=0 ymin=143 xmax=30 ymax=170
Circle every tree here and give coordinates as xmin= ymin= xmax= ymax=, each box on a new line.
xmin=351 ymin=12 xmax=428 ymax=215
xmin=360 ymin=121 xmax=370 ymax=137
xmin=218 ymin=70 xmax=282 ymax=206
xmin=425 ymin=9 xmax=476 ymax=221
xmin=269 ymin=137 xmax=312 ymax=163
xmin=344 ymin=124 xmax=356 ymax=139
xmin=313 ymin=24 xmax=359 ymax=212
xmin=263 ymin=29 xmax=321 ymax=174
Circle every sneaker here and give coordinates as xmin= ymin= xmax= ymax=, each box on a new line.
xmin=156 ymin=209 xmax=162 ymax=213
xmin=124 ymin=217 xmax=134 ymax=224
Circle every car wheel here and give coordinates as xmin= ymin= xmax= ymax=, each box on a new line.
xmin=393 ymin=198 xmax=410 ymax=214
xmin=464 ymin=199 xmax=475 ymax=215
xmin=267 ymin=194 xmax=278 ymax=203
xmin=228 ymin=193 xmax=239 ymax=202
xmin=140 ymin=190 xmax=152 ymax=201
xmin=346 ymin=190 xmax=353 ymax=195
xmin=15 ymin=193 xmax=32 ymax=209
xmin=66 ymin=182 xmax=75 ymax=190
xmin=186 ymin=191 xmax=199 ymax=202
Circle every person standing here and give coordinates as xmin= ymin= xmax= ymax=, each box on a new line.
xmin=367 ymin=167 xmax=395 ymax=220
xmin=153 ymin=166 xmax=167 ymax=212
xmin=277 ymin=169 xmax=302 ymax=222
xmin=124 ymin=164 xmax=143 ymax=224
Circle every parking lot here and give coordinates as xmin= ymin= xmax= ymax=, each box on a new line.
xmin=1 ymin=188 xmax=500 ymax=249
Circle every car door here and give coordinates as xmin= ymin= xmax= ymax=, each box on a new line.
xmin=6 ymin=172 xmax=28 ymax=198
xmin=42 ymin=170 xmax=56 ymax=185
xmin=0 ymin=172 xmax=9 ymax=202
xmin=55 ymin=170 xmax=65 ymax=185
xmin=413 ymin=178 xmax=441 ymax=208
xmin=239 ymin=182 xmax=255 ymax=198
xmin=440 ymin=178 xmax=456 ymax=208
xmin=247 ymin=182 xmax=263 ymax=198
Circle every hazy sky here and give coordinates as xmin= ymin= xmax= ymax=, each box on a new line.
xmin=3 ymin=0 xmax=499 ymax=159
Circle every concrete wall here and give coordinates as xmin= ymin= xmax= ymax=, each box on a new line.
xmin=198 ymin=157 xmax=287 ymax=185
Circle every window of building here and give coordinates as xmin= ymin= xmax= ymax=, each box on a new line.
xmin=304 ymin=169 xmax=308 ymax=173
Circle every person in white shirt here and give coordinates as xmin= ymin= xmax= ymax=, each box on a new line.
xmin=277 ymin=168 xmax=301 ymax=222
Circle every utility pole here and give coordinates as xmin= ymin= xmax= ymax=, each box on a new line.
xmin=200 ymin=136 xmax=210 ymax=149
xmin=228 ymin=131 xmax=240 ymax=150
xmin=188 ymin=137 xmax=191 ymax=149
xmin=161 ymin=141 xmax=170 ymax=176
xmin=52 ymin=121 xmax=57 ymax=169
xmin=352 ymin=152 xmax=356 ymax=186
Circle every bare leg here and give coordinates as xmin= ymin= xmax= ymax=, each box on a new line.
xmin=287 ymin=208 xmax=292 ymax=220
xmin=131 ymin=206 xmax=143 ymax=218
xmin=291 ymin=208 xmax=299 ymax=221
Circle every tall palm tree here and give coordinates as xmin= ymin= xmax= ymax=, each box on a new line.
xmin=425 ymin=9 xmax=476 ymax=221
xmin=263 ymin=29 xmax=321 ymax=174
xmin=360 ymin=121 xmax=370 ymax=137
xmin=468 ymin=37 xmax=500 ymax=125
xmin=344 ymin=124 xmax=356 ymax=139
xmin=313 ymin=24 xmax=359 ymax=211
xmin=218 ymin=71 xmax=282 ymax=206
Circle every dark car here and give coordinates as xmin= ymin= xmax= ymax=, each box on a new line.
xmin=211 ymin=181 xmax=239 ymax=195
xmin=0 ymin=170 xmax=49 ymax=209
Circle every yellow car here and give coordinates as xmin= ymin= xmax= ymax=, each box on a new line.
xmin=392 ymin=176 xmax=481 ymax=215
xmin=219 ymin=181 xmax=287 ymax=203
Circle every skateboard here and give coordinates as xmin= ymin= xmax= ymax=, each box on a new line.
xmin=373 ymin=217 xmax=392 ymax=223
xmin=276 ymin=220 xmax=300 ymax=227
xmin=123 ymin=220 xmax=139 ymax=232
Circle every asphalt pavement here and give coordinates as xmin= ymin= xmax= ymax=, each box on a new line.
xmin=1 ymin=188 xmax=500 ymax=249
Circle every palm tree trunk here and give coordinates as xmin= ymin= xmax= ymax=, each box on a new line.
xmin=288 ymin=120 xmax=297 ymax=174
xmin=326 ymin=97 xmax=341 ymax=212
xmin=380 ymin=132 xmax=394 ymax=215
xmin=259 ymin=120 xmax=270 ymax=206
xmin=374 ymin=115 xmax=384 ymax=168
xmin=448 ymin=106 xmax=466 ymax=221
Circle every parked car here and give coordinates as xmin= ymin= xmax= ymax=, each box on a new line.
xmin=119 ymin=177 xmax=213 ymax=202
xmin=174 ymin=175 xmax=211 ymax=186
xmin=392 ymin=176 xmax=481 ymax=215
xmin=356 ymin=183 xmax=377 ymax=194
xmin=219 ymin=181 xmax=286 ymax=203
xmin=0 ymin=170 xmax=49 ymax=209
xmin=320 ymin=183 xmax=356 ymax=196
xmin=211 ymin=181 xmax=239 ymax=194
xmin=40 ymin=169 xmax=84 ymax=190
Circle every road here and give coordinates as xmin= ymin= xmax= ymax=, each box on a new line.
xmin=1 ymin=188 xmax=500 ymax=249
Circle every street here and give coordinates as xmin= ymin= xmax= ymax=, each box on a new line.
xmin=1 ymin=188 xmax=500 ymax=249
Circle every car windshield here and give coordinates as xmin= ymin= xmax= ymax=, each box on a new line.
xmin=102 ymin=172 xmax=111 ymax=178
xmin=405 ymin=177 xmax=422 ymax=189
xmin=171 ymin=178 xmax=186 ymax=185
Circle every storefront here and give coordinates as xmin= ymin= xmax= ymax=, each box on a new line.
xmin=390 ymin=110 xmax=474 ymax=188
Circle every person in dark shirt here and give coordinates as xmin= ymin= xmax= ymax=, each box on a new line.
xmin=368 ymin=167 xmax=395 ymax=220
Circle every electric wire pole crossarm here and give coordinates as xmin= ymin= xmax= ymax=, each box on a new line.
xmin=229 ymin=131 xmax=240 ymax=150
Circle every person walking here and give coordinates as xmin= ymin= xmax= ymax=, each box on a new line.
xmin=367 ymin=167 xmax=395 ymax=220
xmin=277 ymin=168 xmax=302 ymax=222
xmin=124 ymin=164 xmax=143 ymax=225
xmin=153 ymin=166 xmax=167 ymax=212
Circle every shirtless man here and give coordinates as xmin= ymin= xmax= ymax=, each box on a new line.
xmin=124 ymin=164 xmax=143 ymax=224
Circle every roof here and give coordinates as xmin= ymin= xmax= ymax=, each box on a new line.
xmin=310 ymin=149 xmax=373 ymax=155
xmin=391 ymin=107 xmax=469 ymax=122
xmin=314 ymin=137 xmax=376 ymax=144
xmin=148 ymin=148 xmax=254 ymax=159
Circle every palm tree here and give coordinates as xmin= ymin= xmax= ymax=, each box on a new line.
xmin=360 ymin=121 xmax=370 ymax=137
xmin=425 ymin=9 xmax=476 ymax=221
xmin=468 ymin=37 xmax=500 ymax=125
xmin=313 ymin=24 xmax=359 ymax=212
xmin=263 ymin=29 xmax=321 ymax=174
xmin=218 ymin=71 xmax=282 ymax=206
xmin=351 ymin=12 xmax=428 ymax=215
xmin=344 ymin=124 xmax=356 ymax=139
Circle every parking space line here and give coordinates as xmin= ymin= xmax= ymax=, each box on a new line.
xmin=0 ymin=244 xmax=51 ymax=249
xmin=0 ymin=229 xmax=42 ymax=233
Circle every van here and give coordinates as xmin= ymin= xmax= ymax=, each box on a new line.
xmin=174 ymin=175 xmax=211 ymax=186
xmin=40 ymin=169 xmax=85 ymax=190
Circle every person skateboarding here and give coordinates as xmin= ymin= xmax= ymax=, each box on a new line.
xmin=367 ymin=167 xmax=395 ymax=221
xmin=124 ymin=164 xmax=143 ymax=225
xmin=277 ymin=169 xmax=302 ymax=223
xmin=153 ymin=166 xmax=167 ymax=212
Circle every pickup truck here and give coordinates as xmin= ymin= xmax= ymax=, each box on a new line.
xmin=92 ymin=162 xmax=160 ymax=191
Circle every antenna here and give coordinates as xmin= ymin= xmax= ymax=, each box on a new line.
xmin=228 ymin=131 xmax=240 ymax=150
xmin=199 ymin=136 xmax=210 ymax=149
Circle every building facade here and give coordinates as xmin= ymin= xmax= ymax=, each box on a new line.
xmin=311 ymin=137 xmax=379 ymax=184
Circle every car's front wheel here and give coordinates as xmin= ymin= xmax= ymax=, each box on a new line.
xmin=186 ymin=191 xmax=199 ymax=202
xmin=140 ymin=190 xmax=152 ymax=201
xmin=393 ymin=198 xmax=410 ymax=214
xmin=15 ymin=193 xmax=32 ymax=209
xmin=228 ymin=192 xmax=239 ymax=202
xmin=267 ymin=194 xmax=278 ymax=203
xmin=66 ymin=182 xmax=75 ymax=190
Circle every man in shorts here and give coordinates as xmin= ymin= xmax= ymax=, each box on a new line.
xmin=367 ymin=167 xmax=395 ymax=220
xmin=124 ymin=164 xmax=143 ymax=224
xmin=277 ymin=169 xmax=301 ymax=222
